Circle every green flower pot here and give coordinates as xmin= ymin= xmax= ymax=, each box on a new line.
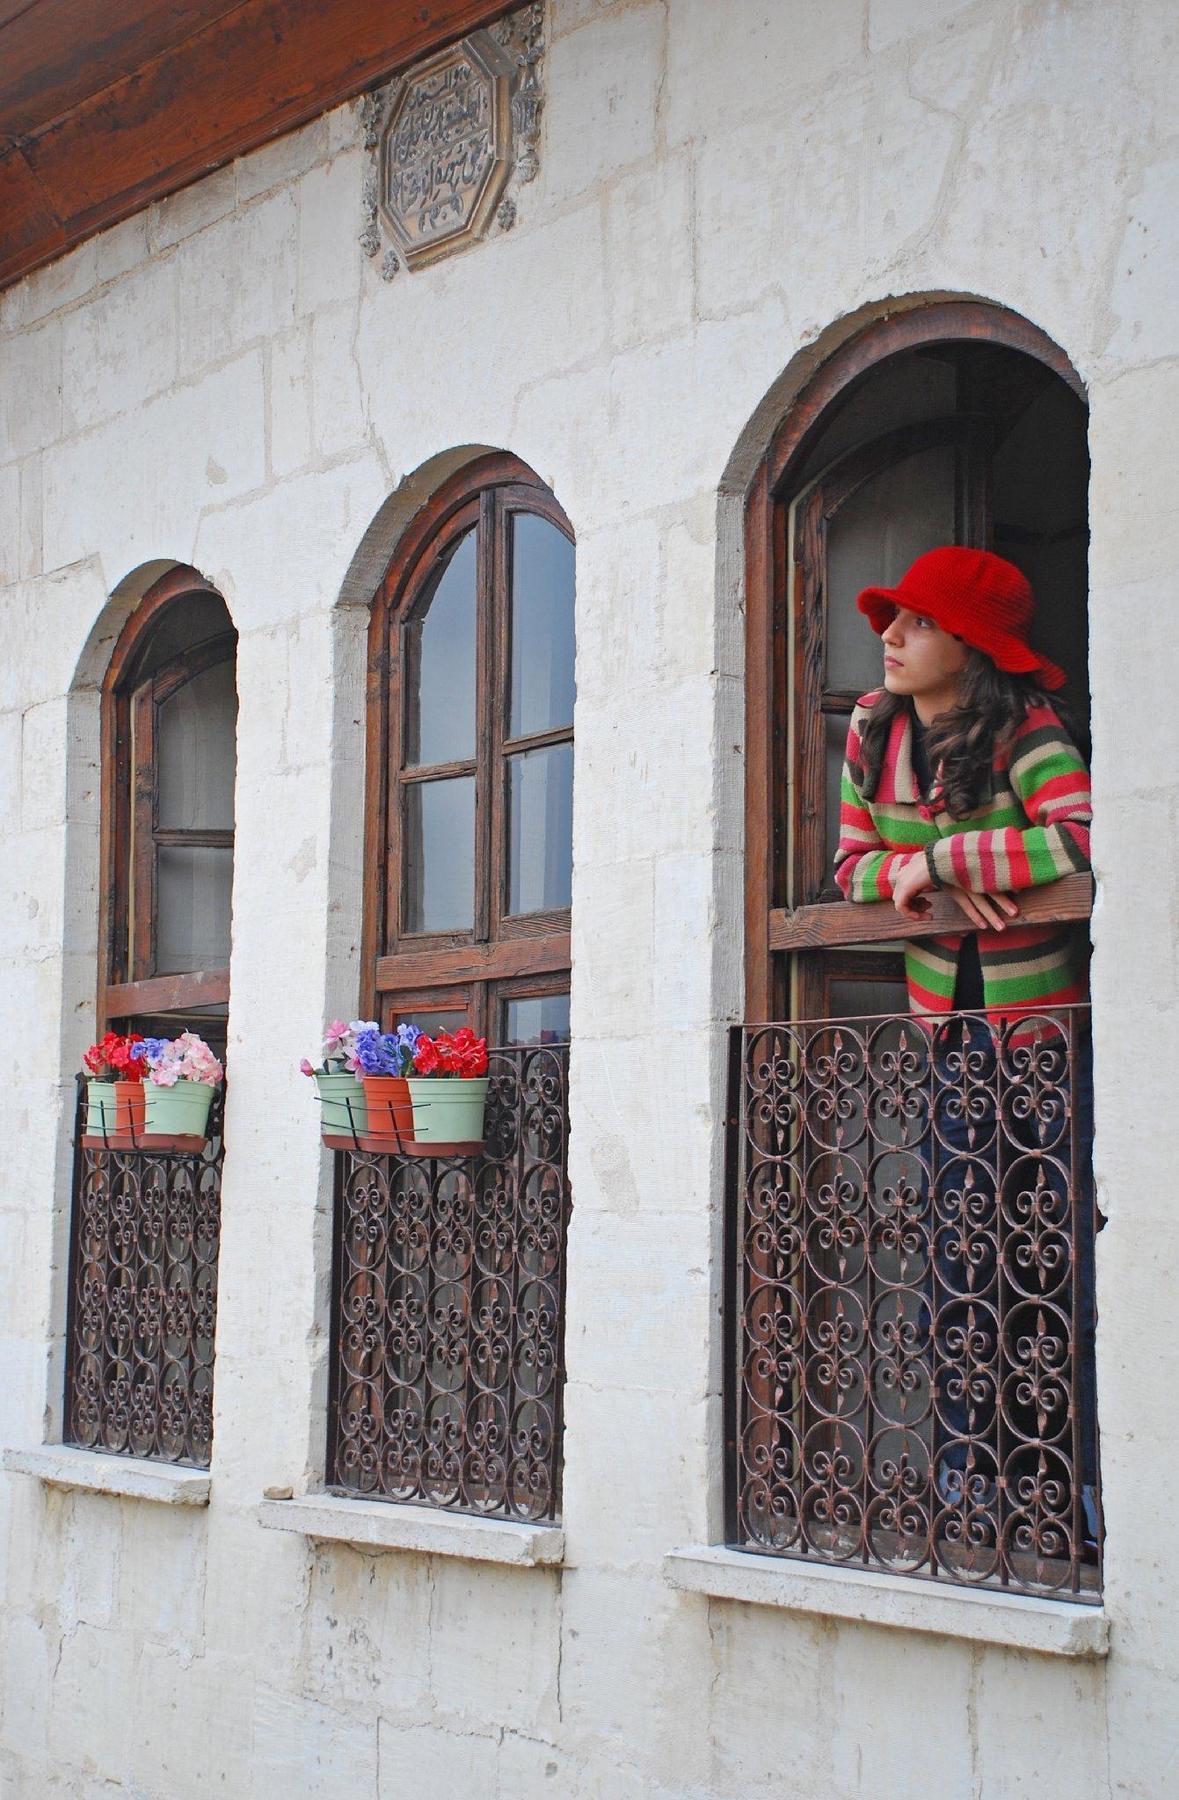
xmin=407 ymin=1076 xmax=488 ymax=1145
xmin=144 ymin=1078 xmax=216 ymax=1141
xmin=314 ymin=1071 xmax=368 ymax=1137
xmin=85 ymin=1079 xmax=117 ymax=1136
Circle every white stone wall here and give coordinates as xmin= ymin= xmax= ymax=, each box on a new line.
xmin=1 ymin=0 xmax=1177 ymax=1793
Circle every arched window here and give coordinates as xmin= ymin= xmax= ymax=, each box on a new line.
xmin=65 ymin=566 xmax=236 ymax=1471
xmin=327 ymin=455 xmax=574 ymax=1522
xmin=100 ymin=566 xmax=238 ymax=1032
xmin=745 ymin=304 xmax=1091 ymax=1020
xmin=363 ymin=453 xmax=575 ymax=1044
xmin=730 ymin=304 xmax=1100 ymax=1598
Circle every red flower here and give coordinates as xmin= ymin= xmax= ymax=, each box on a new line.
xmin=449 ymin=1028 xmax=488 ymax=1076
xmin=412 ymin=1028 xmax=487 ymax=1078
xmin=83 ymin=1031 xmax=145 ymax=1080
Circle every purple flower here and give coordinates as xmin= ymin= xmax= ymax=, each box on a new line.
xmin=353 ymin=1028 xmax=398 ymax=1076
xmin=393 ymin=1022 xmax=423 ymax=1073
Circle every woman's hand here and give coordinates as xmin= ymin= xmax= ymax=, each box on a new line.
xmin=893 ymin=859 xmax=1020 ymax=930
xmin=893 ymin=856 xmax=936 ymax=920
xmin=943 ymin=884 xmax=1019 ymax=932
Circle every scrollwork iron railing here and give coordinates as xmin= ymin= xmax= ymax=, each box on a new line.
xmin=727 ymin=1008 xmax=1101 ymax=1598
xmin=64 ymin=1080 xmax=223 ymax=1467
xmin=327 ymin=1043 xmax=570 ymax=1522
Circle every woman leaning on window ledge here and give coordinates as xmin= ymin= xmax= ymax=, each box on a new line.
xmin=833 ymin=544 xmax=1098 ymax=1550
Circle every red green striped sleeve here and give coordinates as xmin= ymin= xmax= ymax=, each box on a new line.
xmin=834 ymin=712 xmax=916 ymax=902
xmin=925 ymin=705 xmax=1091 ymax=894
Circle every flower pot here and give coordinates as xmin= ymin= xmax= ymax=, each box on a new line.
xmin=314 ymin=1071 xmax=368 ymax=1138
xmin=407 ymin=1076 xmax=488 ymax=1146
xmin=362 ymin=1075 xmax=413 ymax=1149
xmin=114 ymin=1080 xmax=146 ymax=1137
xmin=144 ymin=1078 xmax=215 ymax=1142
xmin=85 ymin=1079 xmax=117 ymax=1137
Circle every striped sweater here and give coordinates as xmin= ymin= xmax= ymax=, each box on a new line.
xmin=834 ymin=692 xmax=1091 ymax=1019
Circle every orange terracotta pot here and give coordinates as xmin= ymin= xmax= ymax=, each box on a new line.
xmin=114 ymin=1080 xmax=146 ymax=1138
xmin=361 ymin=1075 xmax=413 ymax=1150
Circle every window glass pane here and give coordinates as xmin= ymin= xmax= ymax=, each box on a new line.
xmin=157 ymin=658 xmax=237 ymax=830
xmin=403 ymin=776 xmax=475 ymax=933
xmin=507 ymin=743 xmax=573 ymax=916
xmin=404 ymin=528 xmax=477 ymax=767
xmin=825 ymin=443 xmax=957 ymax=694
xmin=393 ymin=1010 xmax=469 ymax=1038
xmin=504 ymin=994 xmax=570 ymax=1046
xmin=509 ymin=514 xmax=575 ymax=738
xmin=156 ymin=846 xmax=233 ymax=973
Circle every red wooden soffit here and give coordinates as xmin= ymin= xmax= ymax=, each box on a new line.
xmin=0 ymin=0 xmax=516 ymax=292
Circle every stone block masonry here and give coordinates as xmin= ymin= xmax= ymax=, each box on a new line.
xmin=1 ymin=0 xmax=1178 ymax=1795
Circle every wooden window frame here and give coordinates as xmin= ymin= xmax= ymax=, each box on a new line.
xmin=792 ymin=416 xmax=988 ymax=911
xmin=98 ymin=565 xmax=235 ymax=1029
xmin=743 ymin=301 xmax=1093 ymax=1022
xmin=362 ymin=453 xmax=574 ymax=1040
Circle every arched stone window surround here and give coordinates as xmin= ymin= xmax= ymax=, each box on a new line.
xmin=741 ymin=299 xmax=1088 ymax=1021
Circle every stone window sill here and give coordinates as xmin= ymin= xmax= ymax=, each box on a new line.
xmin=257 ymin=1492 xmax=564 ymax=1568
xmin=663 ymin=1545 xmax=1108 ymax=1659
xmin=3 ymin=1444 xmax=211 ymax=1506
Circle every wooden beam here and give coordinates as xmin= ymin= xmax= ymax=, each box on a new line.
xmin=104 ymin=969 xmax=230 ymax=1016
xmin=0 ymin=0 xmax=245 ymax=137
xmin=375 ymin=932 xmax=571 ymax=994
xmin=0 ymin=0 xmax=516 ymax=290
xmin=768 ymin=873 xmax=1093 ymax=952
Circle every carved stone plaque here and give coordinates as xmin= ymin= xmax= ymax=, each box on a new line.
xmin=359 ymin=3 xmax=544 ymax=280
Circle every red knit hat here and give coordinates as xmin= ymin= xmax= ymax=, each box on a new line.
xmin=856 ymin=546 xmax=1066 ymax=690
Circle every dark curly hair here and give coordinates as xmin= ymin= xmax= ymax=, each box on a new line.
xmin=855 ymin=651 xmax=1054 ymax=819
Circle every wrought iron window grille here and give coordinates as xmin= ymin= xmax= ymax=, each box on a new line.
xmin=64 ymin=1078 xmax=224 ymax=1469
xmin=726 ymin=1007 xmax=1101 ymax=1600
xmin=327 ymin=1043 xmax=570 ymax=1523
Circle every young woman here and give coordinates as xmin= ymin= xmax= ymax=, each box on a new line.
xmin=833 ymin=544 xmax=1098 ymax=1557
xmin=835 ymin=545 xmax=1091 ymax=1015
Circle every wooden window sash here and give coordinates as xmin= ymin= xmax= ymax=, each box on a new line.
xmin=792 ymin=417 xmax=985 ymax=912
xmin=377 ymin=984 xmax=474 ymax=1035
xmin=491 ymin=971 xmax=572 ymax=1046
xmin=365 ymin=458 xmax=574 ymax=1028
xmin=98 ymin=573 xmax=236 ymax=1030
xmin=128 ymin=633 xmax=237 ymax=987
xmin=494 ymin=491 xmax=575 ymax=938
xmin=386 ymin=494 xmax=482 ymax=956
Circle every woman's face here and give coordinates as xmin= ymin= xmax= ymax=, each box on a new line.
xmin=880 ymin=608 xmax=969 ymax=707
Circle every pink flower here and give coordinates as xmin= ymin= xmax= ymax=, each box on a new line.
xmin=299 ymin=1058 xmax=315 ymax=1077
xmin=144 ymin=1032 xmax=223 ymax=1088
